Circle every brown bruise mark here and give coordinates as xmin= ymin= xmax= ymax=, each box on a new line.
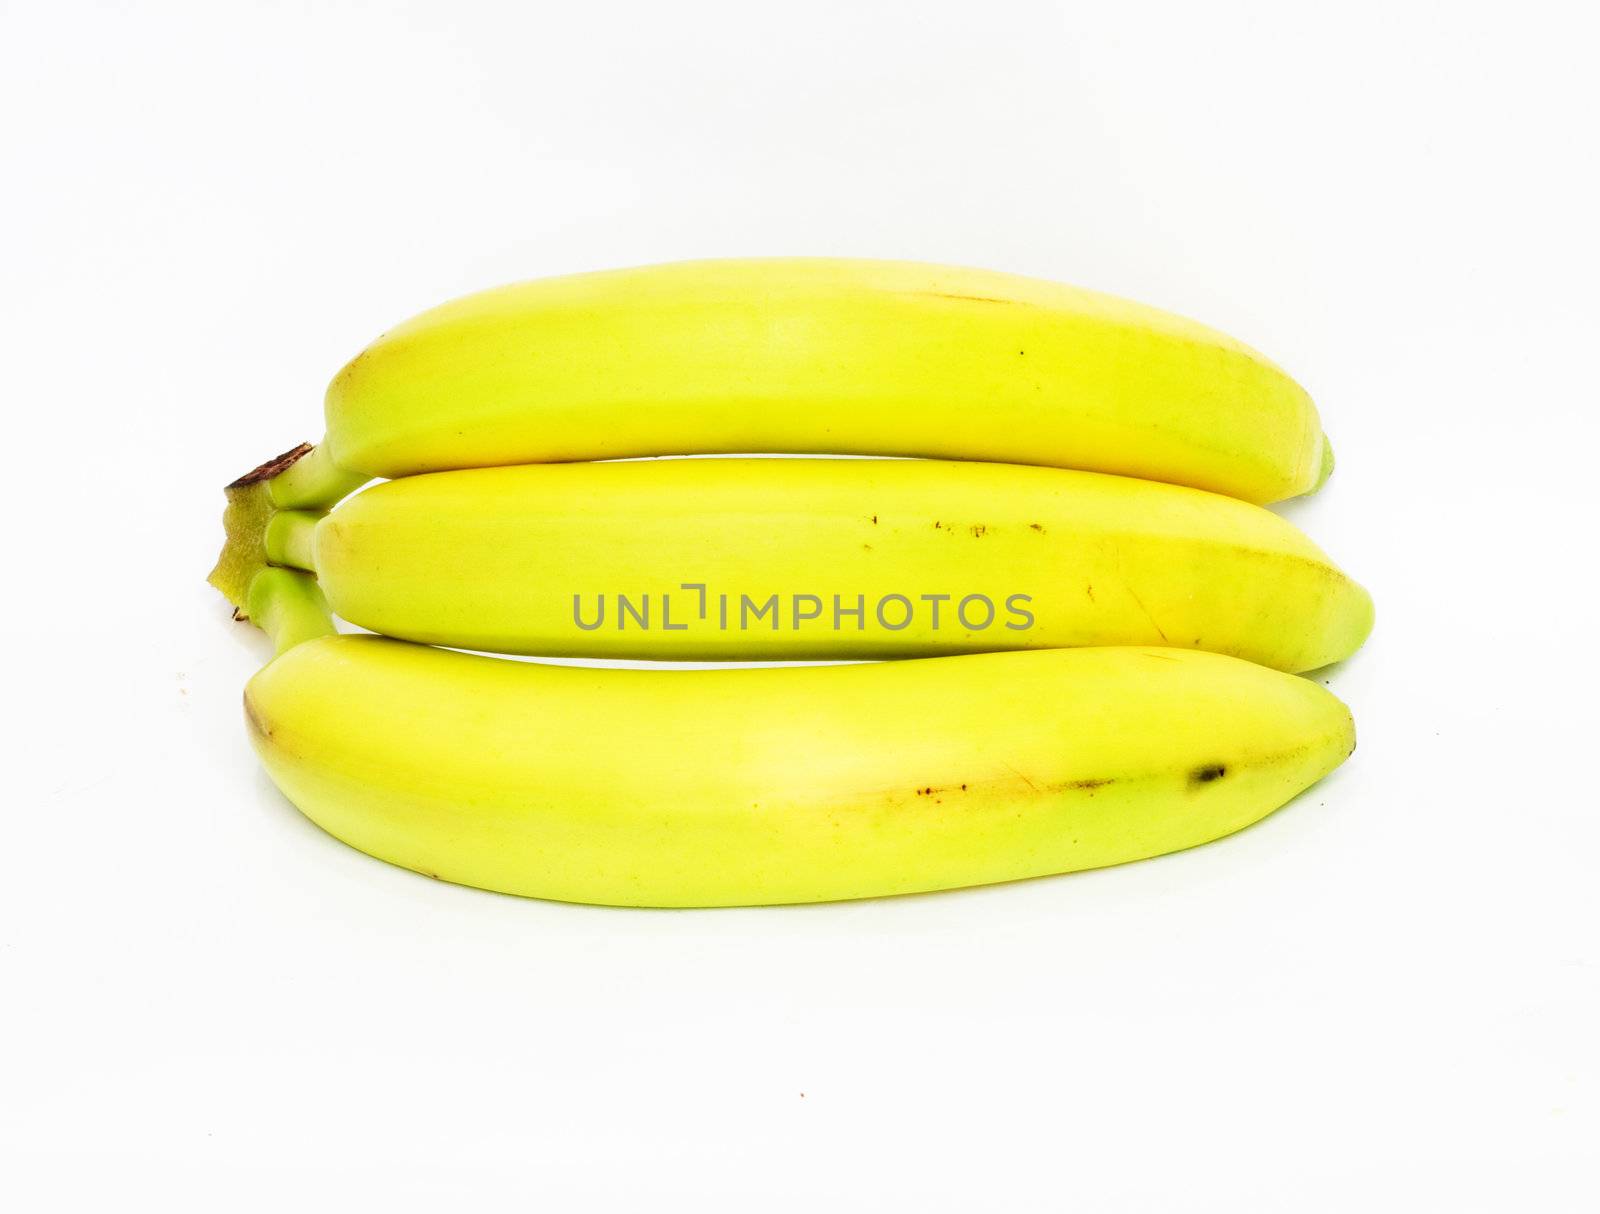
xmin=1002 ymin=763 xmax=1040 ymax=792
xmin=243 ymin=690 xmax=273 ymax=742
xmin=925 ymin=292 xmax=1014 ymax=305
xmin=916 ymin=782 xmax=975 ymax=798
xmin=1029 ymin=522 xmax=1045 ymax=533
xmin=1190 ymin=764 xmax=1227 ymax=785
xmin=970 ymin=524 xmax=987 ymax=538
xmin=1124 ymin=583 xmax=1169 ymax=642
xmin=328 ymin=347 xmax=371 ymax=391
xmin=913 ymin=774 xmax=1126 ymax=800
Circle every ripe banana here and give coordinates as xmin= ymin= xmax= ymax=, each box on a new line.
xmin=264 ymin=457 xmax=1371 ymax=671
xmin=262 ymin=258 xmax=1330 ymax=510
xmin=245 ymin=598 xmax=1356 ymax=907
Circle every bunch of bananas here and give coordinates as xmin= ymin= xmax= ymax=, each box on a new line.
xmin=212 ymin=258 xmax=1371 ymax=907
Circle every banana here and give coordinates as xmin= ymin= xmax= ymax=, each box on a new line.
xmin=263 ymin=457 xmax=1372 ymax=672
xmin=262 ymin=258 xmax=1330 ymax=510
xmin=214 ymin=258 xmax=1364 ymax=906
xmin=245 ymin=618 xmax=1356 ymax=908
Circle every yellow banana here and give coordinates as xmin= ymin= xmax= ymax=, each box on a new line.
xmin=263 ymin=457 xmax=1371 ymax=672
xmin=262 ymin=258 xmax=1330 ymax=510
xmin=245 ymin=615 xmax=1356 ymax=907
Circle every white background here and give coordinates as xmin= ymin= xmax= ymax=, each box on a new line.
xmin=4 ymin=1 xmax=1596 ymax=1208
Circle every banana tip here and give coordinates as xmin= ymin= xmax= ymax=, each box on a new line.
xmin=1314 ymin=437 xmax=1336 ymax=491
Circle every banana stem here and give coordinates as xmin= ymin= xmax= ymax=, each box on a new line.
xmin=267 ymin=441 xmax=369 ymax=511
xmin=265 ymin=510 xmax=320 ymax=572
xmin=209 ymin=444 xmax=346 ymax=612
xmin=246 ymin=568 xmax=336 ymax=656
